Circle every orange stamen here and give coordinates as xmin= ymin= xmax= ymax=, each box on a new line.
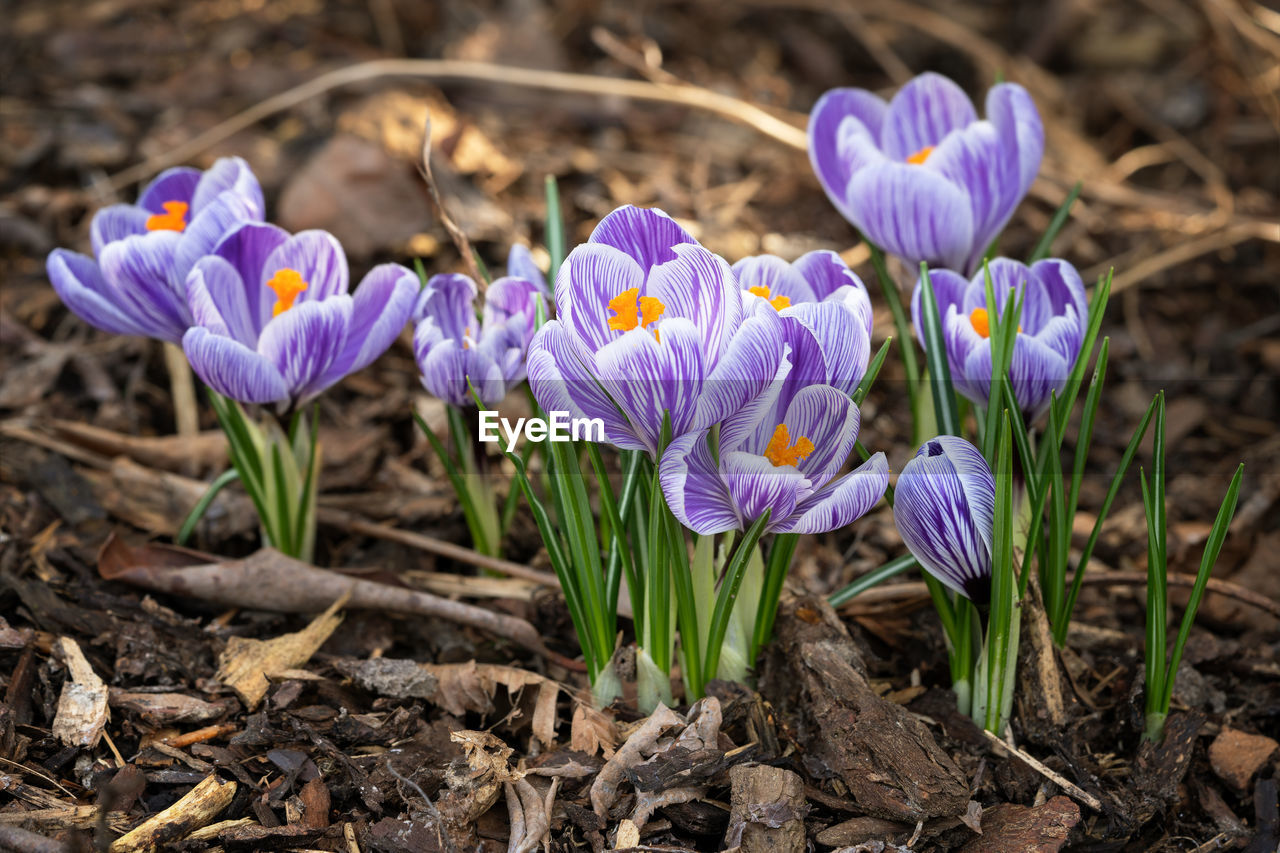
xmin=607 ymin=288 xmax=665 ymax=337
xmin=145 ymin=201 xmax=189 ymax=232
xmin=906 ymin=146 xmax=935 ymax=165
xmin=266 ymin=268 xmax=309 ymax=317
xmin=748 ymin=285 xmax=791 ymax=311
xmin=970 ymin=307 xmax=990 ymax=338
xmin=763 ymin=424 xmax=815 ymax=468
xmin=970 ymin=306 xmax=1021 ymax=338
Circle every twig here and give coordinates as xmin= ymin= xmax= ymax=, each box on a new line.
xmin=318 ymin=507 xmax=559 ymax=587
xmin=108 ymin=775 xmax=236 ymax=853
xmin=983 ymin=728 xmax=1103 ymax=812
xmin=162 ymin=342 xmax=199 ymax=444
xmin=834 ymin=570 xmax=1280 ymax=618
xmin=0 ymin=825 xmax=67 ymax=853
xmin=1104 ymin=222 xmax=1280 ymax=294
xmin=417 ymin=110 xmax=485 ymax=290
xmin=104 ymin=58 xmax=808 ymax=193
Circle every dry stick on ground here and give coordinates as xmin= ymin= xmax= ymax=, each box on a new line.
xmin=983 ymin=729 xmax=1103 ymax=812
xmin=105 ymin=58 xmax=807 ymax=195
xmin=838 ymin=571 xmax=1280 ymax=619
xmin=319 ymin=507 xmax=559 ymax=586
xmin=0 ymin=825 xmax=65 ymax=853
xmin=417 ymin=108 xmax=485 ymax=290
xmin=100 ymin=537 xmax=585 ymax=671
xmin=162 ymin=342 xmax=199 ymax=444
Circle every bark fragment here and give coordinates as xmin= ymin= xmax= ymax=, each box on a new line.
xmin=759 ymin=596 xmax=969 ymax=822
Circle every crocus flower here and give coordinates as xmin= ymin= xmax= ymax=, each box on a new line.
xmin=413 ymin=271 xmax=546 ymax=408
xmin=506 ymin=243 xmax=550 ymax=295
xmin=182 ymin=222 xmax=418 ymax=409
xmin=528 ymin=205 xmax=785 ymax=456
xmin=911 ymin=257 xmax=1087 ymax=419
xmin=46 ymin=157 xmax=265 ymax=343
xmin=893 ymin=436 xmax=995 ymax=602
xmin=659 ymin=384 xmax=888 ymax=534
xmin=809 ymin=72 xmax=1043 ymax=274
xmin=733 ymin=250 xmax=874 ymax=396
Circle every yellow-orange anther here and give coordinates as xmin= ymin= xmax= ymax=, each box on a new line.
xmin=146 ymin=201 xmax=189 ymax=232
xmin=763 ymin=424 xmax=815 ymax=468
xmin=906 ymin=146 xmax=935 ymax=165
xmin=748 ymin=285 xmax=791 ymax=311
xmin=266 ymin=268 xmax=309 ymax=317
xmin=607 ymin=288 xmax=665 ymax=335
xmin=969 ymin=307 xmax=1021 ymax=338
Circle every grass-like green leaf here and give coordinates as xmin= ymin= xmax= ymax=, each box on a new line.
xmin=917 ymin=262 xmax=961 ymax=437
xmin=985 ymin=409 xmax=1016 ymax=732
xmin=176 ymin=468 xmax=241 ymax=546
xmin=703 ymin=511 xmax=771 ymax=684
xmin=867 ymin=242 xmax=921 ymax=436
xmin=853 ymin=337 xmax=892 ymax=407
xmin=1028 ymin=182 xmax=1082 ymax=263
xmin=827 ymin=553 xmax=919 ymax=607
xmin=545 ymin=175 xmax=566 ymax=283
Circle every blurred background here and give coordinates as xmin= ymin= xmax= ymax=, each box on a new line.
xmin=0 ymin=0 xmax=1277 ymax=606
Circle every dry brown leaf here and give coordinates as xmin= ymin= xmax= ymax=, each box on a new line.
xmin=423 ymin=662 xmax=561 ymax=749
xmin=52 ymin=637 xmax=109 ymax=748
xmin=590 ymin=703 xmax=683 ymax=818
xmin=570 ymin=702 xmax=619 ymax=759
xmin=216 ymin=595 xmax=347 ymax=709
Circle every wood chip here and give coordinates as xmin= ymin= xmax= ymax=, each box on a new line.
xmin=216 ymin=594 xmax=347 ymax=709
xmin=108 ymin=774 xmax=236 ymax=853
xmin=52 ymin=636 xmax=109 ymax=748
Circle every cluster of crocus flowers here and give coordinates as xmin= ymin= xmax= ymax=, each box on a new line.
xmin=528 ymin=206 xmax=787 ymax=457
xmin=47 ymin=158 xmax=265 ymax=343
xmin=808 ymin=72 xmax=1043 ymax=275
xmin=910 ymin=258 xmax=1087 ymax=419
xmin=413 ymin=247 xmax=548 ymax=408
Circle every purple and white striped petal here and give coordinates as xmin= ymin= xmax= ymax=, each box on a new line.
xmin=779 ymin=384 xmax=861 ymax=487
xmin=694 ymin=308 xmax=785 ymax=433
xmin=258 ymin=296 xmax=353 ymax=402
xmin=182 ymin=326 xmax=289 ymax=404
xmin=647 ymin=243 xmax=740 ymax=359
xmin=186 ymin=256 xmax=256 ymax=345
xmin=313 ymin=263 xmax=418 ymax=395
xmin=733 ymin=255 xmax=817 ymax=305
xmin=807 ymin=88 xmax=889 ymax=215
xmin=507 ymin=244 xmax=549 ymax=294
xmin=783 ymin=452 xmax=889 ymax=534
xmin=881 ymin=72 xmax=979 ymax=162
xmin=722 ymin=451 xmax=810 ymax=527
xmin=555 ymin=243 xmax=645 ymax=356
xmin=98 ymin=231 xmax=189 ymax=343
xmin=781 ymin=301 xmax=870 ymax=396
xmin=986 ymin=83 xmax=1044 ymax=202
xmin=526 ymin=320 xmax=643 ymax=451
xmin=587 ymin=205 xmax=697 ymax=273
xmin=1023 ymin=259 xmax=1087 ymax=337
xmin=417 ymin=334 xmax=505 ymax=408
xmin=414 ymin=273 xmax=479 ymax=345
xmin=173 ymin=192 xmax=260 ymax=286
xmin=595 ymin=319 xmax=705 ymax=451
xmin=484 ymin=275 xmax=545 ymax=348
xmin=262 ymin=230 xmax=349 ymax=303
xmin=138 ymin=167 xmax=201 ymax=214
xmin=925 ymin=120 xmax=1019 ymax=273
xmin=893 ymin=437 xmax=994 ymax=602
xmin=214 ymin=221 xmax=291 ymax=336
xmin=191 ymin=156 xmax=265 ymax=218
xmin=90 ymin=205 xmax=149 ymax=257
xmin=911 ymin=268 xmax=970 ymax=338
xmin=659 ymin=432 xmax=740 ymax=535
xmin=845 ymin=163 xmax=975 ymax=272
xmin=46 ymin=249 xmax=149 ymax=337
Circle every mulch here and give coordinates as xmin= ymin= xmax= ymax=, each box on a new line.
xmin=1 ymin=0 xmax=1278 ymax=850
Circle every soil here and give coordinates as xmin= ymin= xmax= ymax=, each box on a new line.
xmin=1 ymin=0 xmax=1278 ymax=851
